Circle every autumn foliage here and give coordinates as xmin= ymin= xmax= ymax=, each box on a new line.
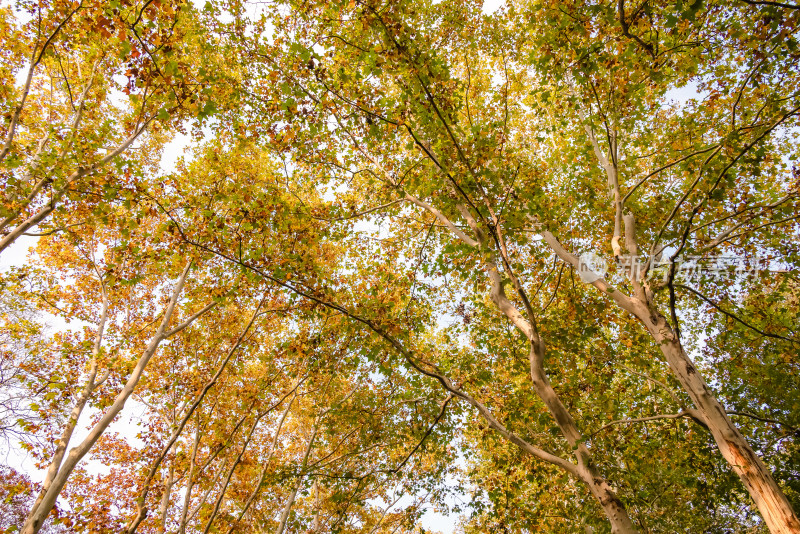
xmin=1 ymin=0 xmax=800 ymax=533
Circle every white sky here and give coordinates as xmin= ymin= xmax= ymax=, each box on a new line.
xmin=483 ymin=0 xmax=504 ymax=14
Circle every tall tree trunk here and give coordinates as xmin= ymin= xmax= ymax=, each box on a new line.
xmin=484 ymin=244 xmax=638 ymax=533
xmin=543 ymin=231 xmax=800 ymax=533
xmin=157 ymin=456 xmax=176 ymax=533
xmin=311 ymin=480 xmax=321 ymax=533
xmin=646 ymin=311 xmax=800 ymax=534
xmin=528 ymin=346 xmax=638 ymax=534
xmin=22 ymin=265 xmax=191 ymax=534
xmin=25 ymin=291 xmax=110 ymax=528
xmin=276 ymin=422 xmax=318 ymax=534
xmin=26 ymin=362 xmax=98 ymax=523
xmin=178 ymin=424 xmax=202 ymax=534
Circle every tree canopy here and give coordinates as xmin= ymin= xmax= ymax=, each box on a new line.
xmin=1 ymin=0 xmax=800 ymax=533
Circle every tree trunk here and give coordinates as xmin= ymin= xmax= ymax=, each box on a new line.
xmin=528 ymin=348 xmax=638 ymax=534
xmin=25 ymin=363 xmax=97 ymax=525
xmin=542 ymin=231 xmax=800 ymax=532
xmin=21 ymin=265 xmax=190 ymax=534
xmin=276 ymin=421 xmax=318 ymax=534
xmin=178 ymin=424 xmax=201 ymax=534
xmin=646 ymin=311 xmax=800 ymax=534
xmin=158 ymin=462 xmax=175 ymax=533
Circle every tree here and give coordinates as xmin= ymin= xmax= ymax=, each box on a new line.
xmin=0 ymin=0 xmax=234 ymax=253
xmin=220 ymin=0 xmax=800 ymax=530
xmin=3 ymin=0 xmax=800 ymax=533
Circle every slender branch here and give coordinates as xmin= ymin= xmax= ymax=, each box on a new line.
xmin=618 ymin=0 xmax=655 ymax=56
xmin=390 ymin=394 xmax=453 ymax=473
xmin=675 ymin=284 xmax=799 ymax=345
xmin=727 ymin=411 xmax=797 ymax=430
xmin=0 ymin=4 xmax=82 ymax=163
xmin=592 ymin=410 xmax=696 ymax=436
xmin=703 ymin=214 xmax=800 ymax=251
xmin=739 ymin=0 xmax=800 ymax=8
xmin=164 ymin=301 xmax=217 ymax=338
xmin=318 ymin=199 xmax=406 ymax=221
xmin=622 ymin=144 xmax=719 ymax=204
xmin=404 ymin=194 xmax=478 ymax=247
xmin=618 ymin=364 xmax=686 ymax=409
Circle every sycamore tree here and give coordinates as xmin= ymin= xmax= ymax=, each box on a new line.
xmin=0 ymin=0 xmax=236 ymax=253
xmin=215 ymin=0 xmax=800 ymax=531
xmin=2 ymin=0 xmax=800 ymax=533
xmin=0 ymin=113 xmax=457 ymax=533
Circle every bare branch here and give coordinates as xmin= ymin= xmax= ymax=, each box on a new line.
xmin=675 ymin=284 xmax=799 ymax=345
xmin=593 ymin=410 xmax=696 ymax=436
